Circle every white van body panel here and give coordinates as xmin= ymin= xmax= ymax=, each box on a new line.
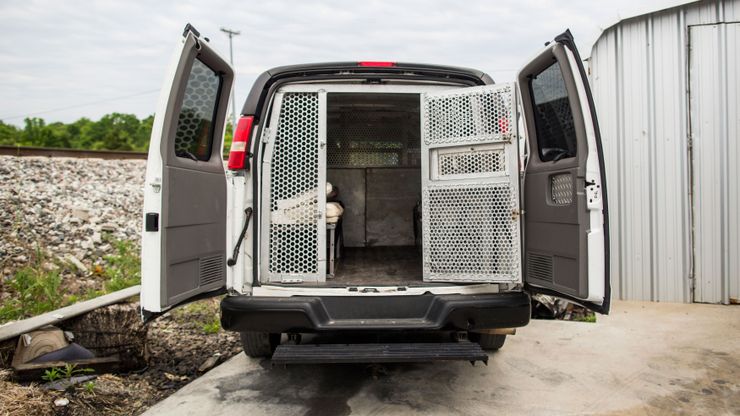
xmin=564 ymin=46 xmax=605 ymax=303
xmin=140 ymin=37 xmax=188 ymax=313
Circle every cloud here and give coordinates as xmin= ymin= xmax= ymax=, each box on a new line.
xmin=0 ymin=0 xmax=678 ymax=125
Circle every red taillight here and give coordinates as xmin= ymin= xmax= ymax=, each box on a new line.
xmin=227 ymin=115 xmax=254 ymax=170
xmin=357 ymin=61 xmax=396 ymax=67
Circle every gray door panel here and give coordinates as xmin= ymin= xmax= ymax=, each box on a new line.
xmin=519 ymin=30 xmax=609 ymax=313
xmin=143 ymin=28 xmax=233 ymax=312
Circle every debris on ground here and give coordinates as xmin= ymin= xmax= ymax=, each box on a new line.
xmin=0 ymin=298 xmax=241 ymax=415
xmin=531 ymin=294 xmax=597 ymax=322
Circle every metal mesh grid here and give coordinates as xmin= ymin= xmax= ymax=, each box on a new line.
xmin=173 ymin=59 xmax=220 ymax=160
xmin=422 ymin=183 xmax=520 ymax=281
xmin=551 ymin=173 xmax=574 ymax=205
xmin=438 ymin=148 xmax=505 ymax=177
xmin=423 ymin=85 xmax=513 ymax=145
xmin=268 ymin=93 xmax=320 ymax=275
xmin=327 ymin=112 xmax=419 ymax=168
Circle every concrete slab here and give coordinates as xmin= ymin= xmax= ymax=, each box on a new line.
xmin=143 ymin=301 xmax=740 ymax=415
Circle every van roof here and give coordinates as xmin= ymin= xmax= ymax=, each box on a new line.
xmin=241 ymin=61 xmax=493 ymax=120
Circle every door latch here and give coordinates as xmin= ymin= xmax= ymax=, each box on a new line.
xmin=585 ymin=179 xmax=602 ymax=209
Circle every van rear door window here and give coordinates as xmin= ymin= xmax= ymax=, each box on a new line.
xmin=529 ymin=62 xmax=577 ymax=162
xmin=173 ymin=59 xmax=222 ymax=161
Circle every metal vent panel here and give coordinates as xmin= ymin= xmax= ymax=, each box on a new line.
xmin=551 ymin=173 xmax=574 ymax=205
xmin=199 ymin=253 xmax=224 ymax=286
xmin=423 ymin=85 xmax=514 ymax=145
xmin=268 ymin=92 xmax=320 ymax=275
xmin=422 ymin=183 xmax=520 ymax=282
xmin=526 ymin=252 xmax=553 ymax=282
xmin=438 ymin=148 xmax=505 ymax=177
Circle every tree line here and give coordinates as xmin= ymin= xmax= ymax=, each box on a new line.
xmin=0 ymin=114 xmax=234 ymax=153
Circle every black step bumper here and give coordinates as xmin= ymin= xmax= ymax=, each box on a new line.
xmin=220 ymin=292 xmax=530 ymax=333
xmin=272 ymin=342 xmax=489 ymax=365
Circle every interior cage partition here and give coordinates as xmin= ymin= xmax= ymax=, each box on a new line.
xmin=421 ymin=84 xmax=522 ymax=283
xmin=260 ymin=91 xmax=327 ymax=283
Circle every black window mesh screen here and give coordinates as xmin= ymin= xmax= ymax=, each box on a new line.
xmin=327 ymin=93 xmax=420 ymax=168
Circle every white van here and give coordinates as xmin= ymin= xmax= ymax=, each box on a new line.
xmin=140 ymin=24 xmax=610 ymax=364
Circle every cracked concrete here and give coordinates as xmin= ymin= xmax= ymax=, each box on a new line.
xmin=142 ymin=301 xmax=739 ymax=415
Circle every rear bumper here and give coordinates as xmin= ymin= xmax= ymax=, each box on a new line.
xmin=220 ymin=292 xmax=530 ymax=333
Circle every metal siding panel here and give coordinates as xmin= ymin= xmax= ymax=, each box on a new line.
xmin=728 ymin=23 xmax=740 ymax=303
xmin=689 ymin=23 xmax=740 ymax=304
xmin=621 ymin=20 xmax=653 ymax=301
xmin=651 ymin=13 xmax=691 ymax=302
xmin=587 ymin=0 xmax=740 ymax=303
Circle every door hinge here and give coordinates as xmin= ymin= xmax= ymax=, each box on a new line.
xmin=149 ymin=177 xmax=162 ymax=193
xmin=261 ymin=128 xmax=272 ymax=143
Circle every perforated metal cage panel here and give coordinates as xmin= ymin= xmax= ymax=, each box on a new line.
xmin=421 ymin=84 xmax=521 ymax=283
xmin=266 ymin=92 xmax=325 ymax=280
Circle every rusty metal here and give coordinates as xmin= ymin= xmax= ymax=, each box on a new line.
xmin=0 ymin=145 xmax=148 ymax=160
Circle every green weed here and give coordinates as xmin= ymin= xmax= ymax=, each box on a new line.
xmin=84 ymin=381 xmax=96 ymax=394
xmin=202 ymin=316 xmax=221 ymax=334
xmin=0 ymin=237 xmax=141 ymax=324
xmin=100 ymin=237 xmax=140 ymax=292
xmin=173 ymin=299 xmax=222 ymax=335
xmin=574 ymin=314 xmax=597 ymax=323
xmin=41 ymin=367 xmax=62 ymax=383
xmin=0 ymin=247 xmax=64 ymax=322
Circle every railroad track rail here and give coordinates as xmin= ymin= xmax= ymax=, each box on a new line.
xmin=0 ymin=145 xmax=148 ymax=160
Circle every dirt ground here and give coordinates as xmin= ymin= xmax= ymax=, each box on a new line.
xmin=0 ymin=298 xmax=241 ymax=416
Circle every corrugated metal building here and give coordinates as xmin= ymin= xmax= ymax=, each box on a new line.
xmin=589 ymin=0 xmax=739 ymax=304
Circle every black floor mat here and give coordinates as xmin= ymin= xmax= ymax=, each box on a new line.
xmin=330 ymin=246 xmax=422 ymax=285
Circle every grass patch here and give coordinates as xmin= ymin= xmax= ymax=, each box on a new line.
xmin=574 ymin=314 xmax=597 ymax=323
xmin=0 ymin=247 xmax=65 ymax=322
xmin=0 ymin=237 xmax=141 ymax=324
xmin=172 ymin=299 xmax=223 ymax=335
xmin=97 ymin=236 xmax=140 ymax=293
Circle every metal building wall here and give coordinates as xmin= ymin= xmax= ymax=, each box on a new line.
xmin=689 ymin=22 xmax=740 ymax=303
xmin=589 ymin=0 xmax=740 ymax=303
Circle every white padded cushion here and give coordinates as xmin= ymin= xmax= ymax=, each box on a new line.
xmin=326 ymin=182 xmax=333 ymax=195
xmin=326 ymin=202 xmax=343 ymax=219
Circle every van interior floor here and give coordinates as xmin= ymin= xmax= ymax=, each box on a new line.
xmin=330 ymin=246 xmax=422 ymax=286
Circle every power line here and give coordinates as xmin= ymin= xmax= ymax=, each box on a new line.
xmin=0 ymin=88 xmax=160 ymax=121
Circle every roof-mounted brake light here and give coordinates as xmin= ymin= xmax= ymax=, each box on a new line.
xmin=357 ymin=61 xmax=396 ymax=67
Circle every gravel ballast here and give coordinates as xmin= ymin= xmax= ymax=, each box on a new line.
xmin=0 ymin=155 xmax=145 ymax=279
xmin=0 ymin=155 xmax=242 ymax=415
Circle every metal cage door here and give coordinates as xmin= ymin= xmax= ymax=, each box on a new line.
xmin=421 ymin=84 xmax=521 ymax=283
xmin=261 ymin=91 xmax=327 ymax=283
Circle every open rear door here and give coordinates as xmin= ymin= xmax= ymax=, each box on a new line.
xmin=421 ymin=84 xmax=522 ymax=283
xmin=518 ymin=30 xmax=610 ymax=313
xmin=141 ymin=25 xmax=234 ymax=315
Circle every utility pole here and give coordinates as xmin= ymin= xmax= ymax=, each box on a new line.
xmin=220 ymin=27 xmax=240 ymax=128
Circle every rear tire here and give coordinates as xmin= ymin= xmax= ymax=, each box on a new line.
xmin=240 ymin=332 xmax=280 ymax=358
xmin=468 ymin=332 xmax=506 ymax=351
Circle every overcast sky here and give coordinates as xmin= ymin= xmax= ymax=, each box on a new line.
xmin=0 ymin=0 xmax=686 ymax=126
